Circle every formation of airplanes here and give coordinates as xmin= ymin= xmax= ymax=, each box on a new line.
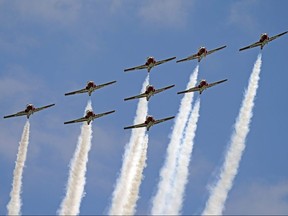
xmin=3 ymin=31 xmax=287 ymax=130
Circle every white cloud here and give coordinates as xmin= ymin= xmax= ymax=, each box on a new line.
xmin=138 ymin=0 xmax=193 ymax=28
xmin=228 ymin=1 xmax=259 ymax=32
xmin=0 ymin=65 xmax=43 ymax=102
xmin=224 ymin=180 xmax=288 ymax=215
xmin=0 ymin=35 xmax=39 ymax=56
xmin=13 ymin=0 xmax=83 ymax=25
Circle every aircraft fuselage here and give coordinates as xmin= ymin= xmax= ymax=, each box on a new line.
xmin=197 ymin=47 xmax=208 ymax=62
xmin=145 ymin=116 xmax=156 ymax=131
xmin=25 ymin=104 xmax=36 ymax=118
xmin=86 ymin=81 xmax=97 ymax=96
xmin=145 ymin=57 xmax=156 ymax=72
xmin=198 ymin=80 xmax=209 ymax=94
xmin=145 ymin=85 xmax=156 ymax=101
xmin=85 ymin=110 xmax=96 ymax=124
xmin=259 ymin=33 xmax=269 ymax=49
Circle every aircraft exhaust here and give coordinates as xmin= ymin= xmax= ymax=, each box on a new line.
xmin=7 ymin=121 xmax=30 ymax=215
xmin=202 ymin=54 xmax=262 ymax=215
xmin=166 ymin=98 xmax=201 ymax=215
xmin=58 ymin=100 xmax=93 ymax=215
xmin=109 ymin=75 xmax=149 ymax=215
xmin=151 ymin=65 xmax=199 ymax=215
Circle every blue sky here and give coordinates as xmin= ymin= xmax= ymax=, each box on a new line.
xmin=0 ymin=0 xmax=287 ymax=215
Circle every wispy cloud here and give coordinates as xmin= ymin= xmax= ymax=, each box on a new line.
xmin=225 ymin=180 xmax=288 ymax=215
xmin=228 ymin=1 xmax=259 ymax=32
xmin=0 ymin=65 xmax=40 ymax=100
xmin=138 ymin=0 xmax=193 ymax=28
xmin=13 ymin=0 xmax=83 ymax=25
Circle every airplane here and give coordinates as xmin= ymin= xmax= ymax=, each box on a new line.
xmin=3 ymin=103 xmax=55 ymax=119
xmin=124 ymin=115 xmax=175 ymax=131
xmin=239 ymin=31 xmax=288 ymax=51
xmin=64 ymin=110 xmax=115 ymax=125
xmin=176 ymin=45 xmax=226 ymax=63
xmin=124 ymin=56 xmax=176 ymax=73
xmin=65 ymin=80 xmax=116 ymax=96
xmin=177 ymin=79 xmax=228 ymax=95
xmin=124 ymin=84 xmax=175 ymax=101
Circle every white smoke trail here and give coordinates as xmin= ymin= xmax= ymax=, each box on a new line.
xmin=58 ymin=100 xmax=93 ymax=215
xmin=122 ymin=134 xmax=149 ymax=215
xmin=166 ymin=99 xmax=201 ymax=215
xmin=109 ymin=75 xmax=149 ymax=215
xmin=151 ymin=66 xmax=199 ymax=215
xmin=202 ymin=54 xmax=262 ymax=215
xmin=7 ymin=121 xmax=30 ymax=216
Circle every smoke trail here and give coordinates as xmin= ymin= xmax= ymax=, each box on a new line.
xmin=151 ymin=66 xmax=199 ymax=215
xmin=202 ymin=54 xmax=262 ymax=215
xmin=109 ymin=75 xmax=149 ymax=215
xmin=58 ymin=100 xmax=93 ymax=215
xmin=166 ymin=99 xmax=201 ymax=215
xmin=7 ymin=121 xmax=30 ymax=216
xmin=122 ymin=134 xmax=149 ymax=215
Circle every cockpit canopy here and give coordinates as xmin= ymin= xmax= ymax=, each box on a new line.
xmin=86 ymin=110 xmax=93 ymax=114
xmin=87 ymin=81 xmax=94 ymax=85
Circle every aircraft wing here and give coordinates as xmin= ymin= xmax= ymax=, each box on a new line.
xmin=207 ymin=45 xmax=227 ymax=55
xmin=65 ymin=88 xmax=88 ymax=96
xmin=92 ymin=110 xmax=115 ymax=120
xmin=154 ymin=85 xmax=175 ymax=95
xmin=124 ymin=64 xmax=147 ymax=72
xmin=155 ymin=56 xmax=176 ymax=66
xmin=177 ymin=86 xmax=200 ymax=94
xmin=176 ymin=53 xmax=198 ymax=63
xmin=154 ymin=116 xmax=175 ymax=125
xmin=124 ymin=93 xmax=147 ymax=101
xmin=124 ymin=122 xmax=147 ymax=130
xmin=268 ymin=31 xmax=288 ymax=42
xmin=96 ymin=80 xmax=117 ymax=89
xmin=207 ymin=79 xmax=228 ymax=89
xmin=34 ymin=104 xmax=55 ymax=113
xmin=239 ymin=41 xmax=262 ymax=51
xmin=64 ymin=117 xmax=87 ymax=124
xmin=4 ymin=110 xmax=27 ymax=119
